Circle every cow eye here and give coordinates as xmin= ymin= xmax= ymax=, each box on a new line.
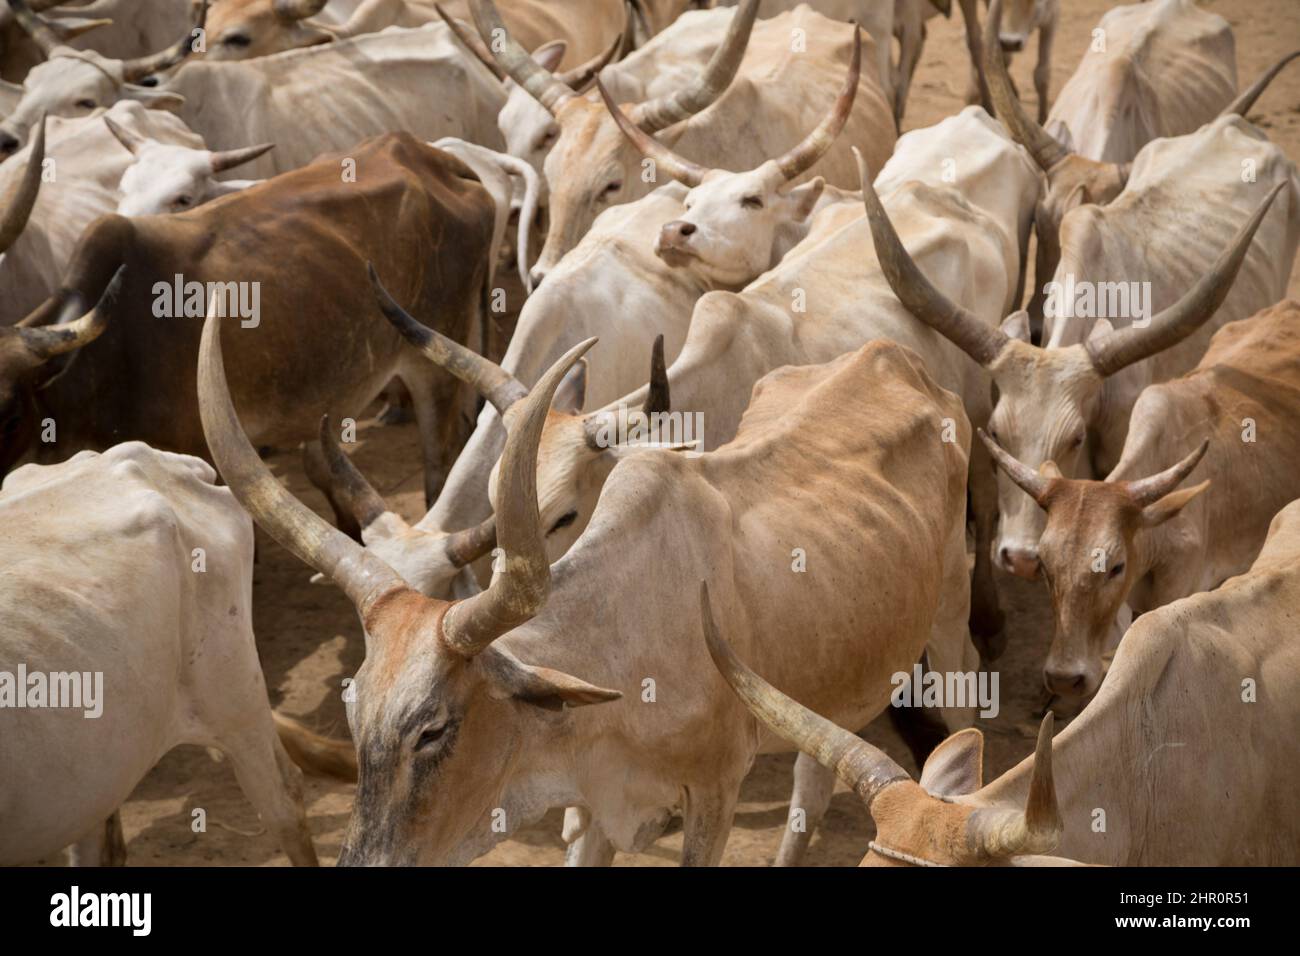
xmin=1107 ymin=562 xmax=1125 ymax=580
xmin=741 ymin=195 xmax=763 ymax=209
xmin=604 ymin=180 xmax=622 ymax=194
xmin=75 ymin=99 xmax=96 ymax=110
xmin=415 ymin=723 xmax=447 ymax=751
xmin=547 ymin=510 xmax=578 ymax=536
xmin=173 ymin=195 xmax=193 ymax=208
xmin=222 ymin=33 xmax=251 ymax=48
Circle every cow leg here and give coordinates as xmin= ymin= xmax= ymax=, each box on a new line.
xmin=679 ymin=784 xmax=738 ymax=866
xmin=888 ymin=703 xmax=950 ymax=769
xmin=967 ymin=449 xmax=1006 ymax=659
xmin=960 ymin=0 xmax=992 ymax=112
xmin=301 ymin=440 xmax=362 ymax=541
xmin=219 ymin=726 xmax=319 ymax=866
xmin=67 ymin=812 xmax=127 ymax=866
xmin=562 ymin=808 xmax=617 ymax=866
xmin=773 ymin=753 xmax=835 ymax=866
xmin=1034 ymin=16 xmax=1055 ymax=124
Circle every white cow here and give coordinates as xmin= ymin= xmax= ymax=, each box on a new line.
xmin=0 ymin=441 xmax=317 ymax=866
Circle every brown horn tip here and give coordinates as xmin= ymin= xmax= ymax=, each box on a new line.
xmin=983 ymin=0 xmax=1068 ymax=172
xmin=643 ymin=334 xmax=670 ymax=414
xmin=1123 ymin=439 xmax=1210 ymax=507
xmin=443 ymin=516 xmax=498 ymax=568
xmin=1220 ymin=50 xmax=1300 ymax=119
xmin=0 ymin=113 xmax=46 ymax=254
xmin=436 ymin=3 xmax=507 ymax=82
xmin=773 ymin=24 xmax=861 ymax=182
xmin=318 ymin=414 xmax=389 ymax=532
xmin=977 ymin=428 xmax=1052 ymax=506
xmin=597 ymin=77 xmax=708 ymax=187
xmin=121 ymin=0 xmax=207 ymax=83
xmin=210 ymin=142 xmax=275 ymax=173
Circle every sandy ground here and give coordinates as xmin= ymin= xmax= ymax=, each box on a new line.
xmin=73 ymin=0 xmax=1300 ymax=867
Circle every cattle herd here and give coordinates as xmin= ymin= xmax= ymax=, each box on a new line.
xmin=0 ymin=0 xmax=1297 ymax=869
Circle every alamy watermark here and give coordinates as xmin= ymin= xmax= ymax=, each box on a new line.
xmin=0 ymin=665 xmax=103 ymax=718
xmin=891 ymin=663 xmax=999 ymax=719
xmin=587 ymin=403 xmax=705 ymax=457
xmin=1043 ymin=273 xmax=1152 ymax=326
xmin=152 ymin=275 xmax=261 ymax=328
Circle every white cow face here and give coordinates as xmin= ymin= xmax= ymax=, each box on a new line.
xmin=0 ymin=55 xmax=183 ymax=158
xmin=997 ymin=0 xmax=1050 ymax=52
xmin=657 ymin=163 xmax=824 ymax=287
xmin=116 ymin=143 xmax=233 ymax=216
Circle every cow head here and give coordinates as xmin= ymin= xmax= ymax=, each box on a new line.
xmin=702 ymin=583 xmax=1081 ymax=866
xmin=0 ymin=0 xmax=202 ymax=158
xmin=597 ymin=26 xmax=861 ymax=287
xmin=203 ymin=0 xmax=335 ymax=60
xmin=994 ymin=0 xmax=1049 ymax=53
xmin=856 ymin=142 xmax=1280 ymax=581
xmin=198 ymin=301 xmax=621 ymax=865
xmin=469 ymin=0 xmax=759 ymax=288
xmin=372 ymin=269 xmax=687 ymax=562
xmin=316 ymin=409 xmax=497 ymax=600
xmin=983 ymin=433 xmax=1209 ymax=698
xmin=104 ymin=114 xmax=273 ymax=216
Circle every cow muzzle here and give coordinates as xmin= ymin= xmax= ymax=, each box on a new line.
xmin=997 ymin=543 xmax=1040 ymax=579
xmin=655 ymin=220 xmax=698 ymax=266
xmin=999 ymin=34 xmax=1026 ymax=53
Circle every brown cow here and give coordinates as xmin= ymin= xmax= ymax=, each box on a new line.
xmin=0 ymin=132 xmax=494 ymax=530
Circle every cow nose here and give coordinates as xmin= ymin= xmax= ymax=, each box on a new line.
xmin=998 ymin=545 xmax=1040 ymax=579
xmin=1044 ymin=667 xmax=1087 ymax=698
xmin=999 ymin=35 xmax=1025 ymax=53
xmin=0 ymin=131 xmax=19 ymax=157
xmin=660 ymin=220 xmax=696 ymax=245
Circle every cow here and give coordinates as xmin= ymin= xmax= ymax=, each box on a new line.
xmin=0 ymin=0 xmax=206 ymax=158
xmin=0 ymin=101 xmax=252 ymax=324
xmin=0 ymin=440 xmax=317 ymax=867
xmin=982 ymin=0 xmax=1290 ymax=318
xmin=472 ymin=0 xmax=896 ymax=286
xmin=201 ymin=275 xmax=979 ymax=866
xmin=0 ymin=6 xmax=508 ymax=176
xmin=410 ymin=106 xmax=1037 ymax=647
xmin=864 ymin=88 xmax=1299 ymax=584
xmin=0 ymin=107 xmax=41 ymax=264
xmin=703 ymin=496 xmax=1300 ymax=866
xmin=0 ymin=133 xmax=496 ymax=529
xmin=982 ymin=300 xmax=1300 ymax=700
xmin=201 ymin=0 xmax=656 ymax=65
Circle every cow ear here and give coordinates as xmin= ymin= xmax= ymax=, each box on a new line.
xmin=1000 ymin=309 xmax=1031 ymax=343
xmin=122 ymin=87 xmax=185 ymax=113
xmin=552 ymin=357 xmax=587 ymax=413
xmin=533 ymin=40 xmax=567 ymax=73
xmin=1141 ymin=479 xmax=1210 ymax=528
xmin=785 ymin=176 xmax=824 ymax=222
xmin=919 ymin=728 xmax=984 ymax=797
xmin=481 ymin=648 xmax=621 ymax=710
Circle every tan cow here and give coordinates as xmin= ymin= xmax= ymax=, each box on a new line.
xmin=472 ymin=0 xmax=895 ymax=286
xmin=204 ymin=286 xmax=977 ymax=865
xmin=982 ymin=300 xmax=1300 ymax=700
xmin=704 ymin=496 xmax=1300 ymax=865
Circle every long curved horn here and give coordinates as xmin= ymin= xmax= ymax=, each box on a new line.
xmin=1122 ymin=440 xmax=1209 ymax=507
xmin=19 ymin=264 xmax=124 ymax=360
xmin=198 ymin=305 xmax=406 ymax=617
xmin=630 ymin=0 xmax=758 ymax=133
xmin=368 ymin=263 xmax=529 ymax=414
xmin=856 ymin=147 xmax=1010 ymax=366
xmin=643 ymin=334 xmax=669 ymax=415
xmin=209 ymin=141 xmax=275 ymax=173
xmin=701 ymin=581 xmax=909 ymax=804
xmin=436 ymin=4 xmax=506 ymax=81
xmin=1085 ymin=182 xmax=1284 ymax=377
xmin=970 ymin=714 xmax=1061 ymax=857
xmin=469 ymin=0 xmax=573 ymax=114
xmin=1221 ymin=50 xmax=1300 ymax=119
xmin=6 ymin=0 xmax=61 ymax=56
xmin=597 ymin=78 xmax=708 ymax=187
xmin=102 ymin=114 xmax=151 ymax=156
xmin=120 ymin=0 xmax=208 ymax=83
xmin=440 ymin=337 xmax=597 ymax=658
xmin=984 ymin=0 xmax=1068 ymax=172
xmin=978 ymin=429 xmax=1053 ymax=506
xmin=318 ymin=414 xmax=389 ymax=532
xmin=0 ymin=114 xmax=45 ymax=254
xmin=558 ymin=30 xmax=623 ymax=91
xmin=771 ymin=26 xmax=860 ymax=181
xmin=443 ymin=515 xmax=498 ymax=569
xmin=272 ymin=0 xmax=328 ymax=21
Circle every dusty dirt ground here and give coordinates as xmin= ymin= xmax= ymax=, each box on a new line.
xmin=89 ymin=0 xmax=1300 ymax=867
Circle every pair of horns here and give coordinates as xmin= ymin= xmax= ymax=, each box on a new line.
xmin=198 ymin=279 xmax=593 ymax=657
xmin=9 ymin=0 xmax=206 ymax=83
xmin=980 ymin=429 xmax=1210 ymax=510
xmin=598 ymin=24 xmax=861 ymax=189
xmin=465 ymin=0 xmax=756 ymax=129
xmin=437 ymin=3 xmax=619 ymax=91
xmin=317 ymin=415 xmax=496 ymax=568
xmin=102 ymin=114 xmax=275 ymax=172
xmin=700 ymin=581 xmax=1062 ymax=859
xmin=855 ymin=142 xmax=1284 ymax=376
